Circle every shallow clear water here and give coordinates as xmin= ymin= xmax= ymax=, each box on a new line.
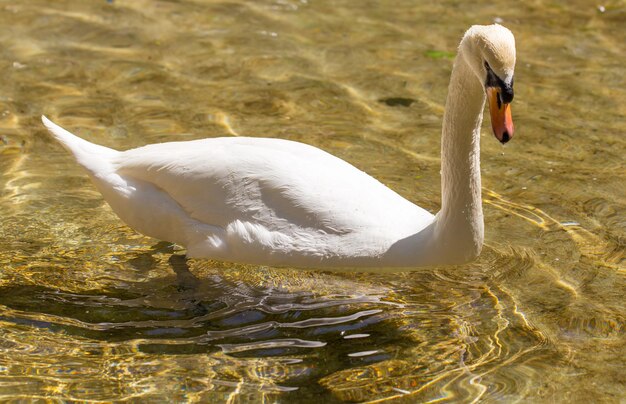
xmin=0 ymin=0 xmax=624 ymax=402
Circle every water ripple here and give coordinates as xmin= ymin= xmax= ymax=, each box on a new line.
xmin=1 ymin=0 xmax=624 ymax=402
xmin=219 ymin=338 xmax=327 ymax=354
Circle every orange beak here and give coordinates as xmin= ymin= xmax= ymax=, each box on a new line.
xmin=487 ymin=87 xmax=514 ymax=144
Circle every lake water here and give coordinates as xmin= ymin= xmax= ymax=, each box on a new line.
xmin=0 ymin=0 xmax=624 ymax=402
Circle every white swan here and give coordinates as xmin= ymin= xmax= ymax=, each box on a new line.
xmin=42 ymin=24 xmax=515 ymax=269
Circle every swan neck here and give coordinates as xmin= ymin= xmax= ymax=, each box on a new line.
xmin=435 ymin=55 xmax=485 ymax=262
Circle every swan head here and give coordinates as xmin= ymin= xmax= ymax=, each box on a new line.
xmin=460 ymin=24 xmax=516 ymax=144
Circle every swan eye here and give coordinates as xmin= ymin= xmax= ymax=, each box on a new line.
xmin=484 ymin=61 xmax=498 ymax=87
xmin=484 ymin=61 xmax=514 ymax=103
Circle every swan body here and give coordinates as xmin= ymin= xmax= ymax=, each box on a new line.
xmin=43 ymin=24 xmax=516 ymax=269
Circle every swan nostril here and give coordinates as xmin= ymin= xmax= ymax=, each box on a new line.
xmin=500 ymin=131 xmax=510 ymax=144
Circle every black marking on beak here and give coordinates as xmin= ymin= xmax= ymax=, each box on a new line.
xmin=500 ymin=130 xmax=510 ymax=144
xmin=485 ymin=61 xmax=514 ymax=102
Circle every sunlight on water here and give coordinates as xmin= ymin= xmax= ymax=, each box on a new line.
xmin=0 ymin=0 xmax=624 ymax=402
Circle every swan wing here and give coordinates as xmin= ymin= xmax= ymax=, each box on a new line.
xmin=115 ymin=137 xmax=432 ymax=240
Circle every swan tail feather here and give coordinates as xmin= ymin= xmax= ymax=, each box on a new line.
xmin=42 ymin=115 xmax=119 ymax=174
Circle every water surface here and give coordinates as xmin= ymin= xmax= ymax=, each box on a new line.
xmin=0 ymin=0 xmax=624 ymax=402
